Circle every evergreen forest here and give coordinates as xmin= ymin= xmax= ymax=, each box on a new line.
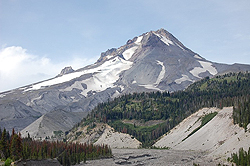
xmin=0 ymin=128 xmax=112 ymax=166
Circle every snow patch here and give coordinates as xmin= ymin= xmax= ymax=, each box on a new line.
xmin=155 ymin=60 xmax=165 ymax=86
xmin=194 ymin=55 xmax=202 ymax=59
xmin=118 ymin=85 xmax=125 ymax=92
xmin=199 ymin=61 xmax=217 ymax=75
xmin=139 ymin=84 xmax=161 ymax=91
xmin=190 ymin=68 xmax=204 ymax=78
xmin=175 ymin=74 xmax=193 ymax=84
xmin=70 ymin=96 xmax=78 ymax=102
xmin=0 ymin=94 xmax=6 ymax=98
xmin=154 ymin=33 xmax=174 ymax=46
xmin=122 ymin=46 xmax=138 ymax=60
xmin=30 ymin=95 xmax=44 ymax=104
xmin=19 ymin=87 xmax=27 ymax=90
xmin=190 ymin=61 xmax=218 ymax=78
xmin=135 ymin=36 xmax=143 ymax=45
xmin=106 ymin=55 xmax=113 ymax=60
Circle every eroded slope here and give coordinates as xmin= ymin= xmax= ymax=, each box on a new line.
xmin=154 ymin=107 xmax=250 ymax=160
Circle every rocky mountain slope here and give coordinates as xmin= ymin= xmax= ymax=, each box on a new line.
xmin=21 ymin=110 xmax=88 ymax=140
xmin=154 ymin=107 xmax=250 ymax=161
xmin=1 ymin=28 xmax=250 ymax=137
xmin=66 ymin=123 xmax=141 ymax=149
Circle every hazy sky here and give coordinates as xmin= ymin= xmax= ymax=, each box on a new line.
xmin=1 ymin=0 xmax=250 ymax=92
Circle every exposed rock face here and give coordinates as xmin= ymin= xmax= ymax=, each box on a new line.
xmin=1 ymin=28 xmax=250 ymax=136
xmin=58 ymin=66 xmax=74 ymax=76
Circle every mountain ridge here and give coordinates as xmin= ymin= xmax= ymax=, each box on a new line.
xmin=0 ymin=28 xmax=250 ymax=136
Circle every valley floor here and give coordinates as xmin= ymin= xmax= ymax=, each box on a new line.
xmin=77 ymin=148 xmax=228 ymax=166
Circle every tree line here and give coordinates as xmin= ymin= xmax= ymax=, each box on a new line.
xmin=77 ymin=72 xmax=250 ymax=147
xmin=0 ymin=128 xmax=112 ymax=166
xmin=229 ymin=147 xmax=250 ymax=166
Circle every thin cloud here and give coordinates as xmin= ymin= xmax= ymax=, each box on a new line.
xmin=0 ymin=46 xmax=96 ymax=92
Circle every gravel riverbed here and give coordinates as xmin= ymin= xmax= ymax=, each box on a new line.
xmin=78 ymin=148 xmax=227 ymax=166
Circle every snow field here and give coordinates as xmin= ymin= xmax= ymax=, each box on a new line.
xmin=26 ymin=56 xmax=133 ymax=96
xmin=66 ymin=57 xmax=133 ymax=96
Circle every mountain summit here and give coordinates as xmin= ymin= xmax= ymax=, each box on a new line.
xmin=97 ymin=28 xmax=192 ymax=64
xmin=0 ymin=29 xmax=250 ymax=137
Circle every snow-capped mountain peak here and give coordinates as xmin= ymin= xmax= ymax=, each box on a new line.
xmin=1 ymin=28 xmax=250 ymax=134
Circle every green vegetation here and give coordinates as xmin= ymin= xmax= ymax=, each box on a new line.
xmin=110 ymin=120 xmax=168 ymax=147
xmin=53 ymin=130 xmax=63 ymax=137
xmin=74 ymin=72 xmax=250 ymax=147
xmin=201 ymin=112 xmax=218 ymax=126
xmin=233 ymin=99 xmax=250 ymax=131
xmin=182 ymin=112 xmax=218 ymax=141
xmin=4 ymin=158 xmax=12 ymax=166
xmin=150 ymin=146 xmax=170 ymax=150
xmin=228 ymin=147 xmax=250 ymax=166
xmin=0 ymin=128 xmax=112 ymax=166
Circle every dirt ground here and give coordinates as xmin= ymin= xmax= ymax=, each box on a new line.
xmin=77 ymin=148 xmax=229 ymax=166
xmin=16 ymin=159 xmax=61 ymax=166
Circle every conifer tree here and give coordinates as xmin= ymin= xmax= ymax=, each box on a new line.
xmin=10 ymin=133 xmax=18 ymax=160
xmin=0 ymin=128 xmax=8 ymax=159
